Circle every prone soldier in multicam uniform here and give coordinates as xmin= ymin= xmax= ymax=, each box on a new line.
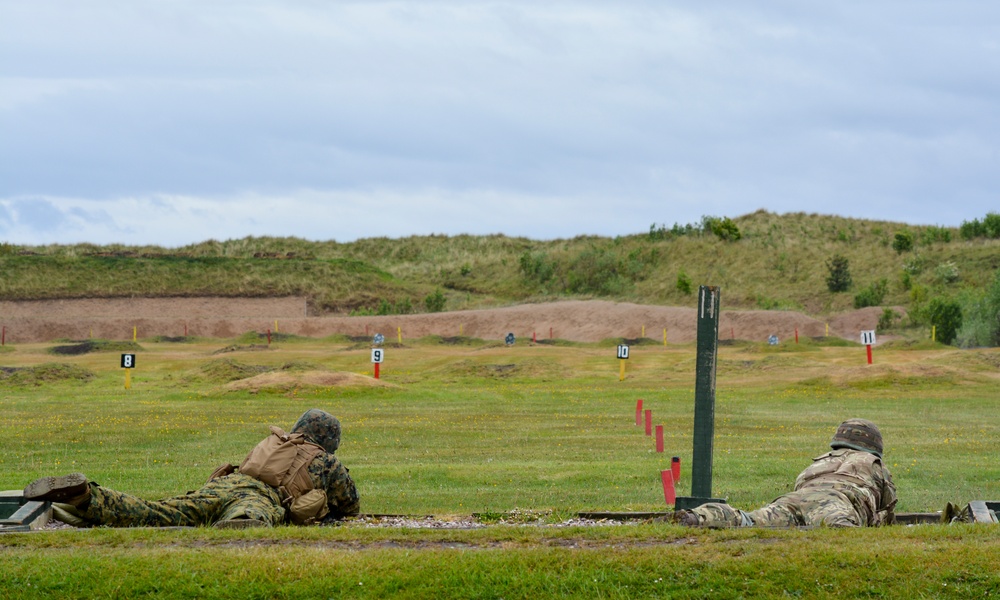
xmin=673 ymin=418 xmax=896 ymax=528
xmin=23 ymin=408 xmax=359 ymax=529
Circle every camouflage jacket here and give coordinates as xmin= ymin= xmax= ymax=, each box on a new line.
xmin=306 ymin=452 xmax=360 ymax=520
xmin=794 ymin=448 xmax=897 ymax=525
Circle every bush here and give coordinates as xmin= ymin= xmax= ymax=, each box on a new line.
xmin=519 ymin=251 xmax=555 ymax=284
xmin=960 ymin=213 xmax=1000 ymax=240
xmin=902 ymin=255 xmax=927 ymax=275
xmin=825 ymin=254 xmax=852 ymax=292
xmin=927 ymin=298 xmax=963 ymax=345
xmin=956 ymin=270 xmax=1000 ymax=347
xmin=566 ymin=247 xmax=627 ymax=295
xmin=920 ymin=226 xmax=951 ymax=245
xmin=892 ymin=231 xmax=913 ymax=254
xmin=676 ymin=270 xmax=692 ymax=295
xmin=424 ymin=289 xmax=447 ymax=313
xmin=877 ymin=308 xmax=900 ymax=332
xmin=854 ymin=279 xmax=888 ymax=309
xmin=703 ymin=216 xmax=742 ymax=242
xmin=934 ymin=261 xmax=960 ymax=284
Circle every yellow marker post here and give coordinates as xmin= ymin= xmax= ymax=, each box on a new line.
xmin=825 ymin=323 xmax=829 ymax=337
xmin=642 ymin=325 xmax=645 ymax=337
xmin=397 ymin=327 xmax=402 ymax=344
xmin=932 ymin=325 xmax=936 ymax=342
xmin=619 ymin=359 xmax=625 ymax=382
xmin=460 ymin=324 xmax=463 ymax=336
xmin=275 ymin=320 xmax=279 ymax=333
xmin=132 ymin=326 xmax=137 ymax=342
xmin=121 ymin=353 xmax=135 ymax=390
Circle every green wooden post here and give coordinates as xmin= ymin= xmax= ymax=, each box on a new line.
xmin=675 ymin=285 xmax=725 ymax=510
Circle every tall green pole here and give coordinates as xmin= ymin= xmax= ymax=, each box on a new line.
xmin=675 ymin=285 xmax=724 ymax=510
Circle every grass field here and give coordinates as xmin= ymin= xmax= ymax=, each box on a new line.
xmin=2 ymin=334 xmax=1000 ymax=598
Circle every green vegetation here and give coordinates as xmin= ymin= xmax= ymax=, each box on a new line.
xmin=1 ymin=211 xmax=998 ymax=350
xmin=960 ymin=212 xmax=1000 ymax=240
xmin=825 ymin=254 xmax=852 ymax=293
xmin=1 ymin=336 xmax=1000 ymax=596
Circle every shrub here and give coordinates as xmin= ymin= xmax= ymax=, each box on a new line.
xmin=825 ymin=254 xmax=852 ymax=292
xmin=927 ymin=298 xmax=962 ymax=345
xmin=934 ymin=261 xmax=960 ymax=284
xmin=703 ymin=216 xmax=742 ymax=242
xmin=877 ymin=308 xmax=900 ymax=332
xmin=519 ymin=251 xmax=555 ymax=284
xmin=956 ymin=270 xmax=1000 ymax=347
xmin=854 ymin=279 xmax=888 ymax=309
xmin=676 ymin=270 xmax=692 ymax=295
xmin=902 ymin=255 xmax=927 ymax=275
xmin=424 ymin=289 xmax=446 ymax=312
xmin=566 ymin=247 xmax=627 ymax=295
xmin=649 ymin=222 xmax=701 ymax=241
xmin=960 ymin=213 xmax=1000 ymax=240
xmin=920 ymin=226 xmax=951 ymax=245
xmin=892 ymin=231 xmax=913 ymax=254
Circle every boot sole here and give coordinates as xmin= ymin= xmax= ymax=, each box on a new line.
xmin=23 ymin=473 xmax=88 ymax=502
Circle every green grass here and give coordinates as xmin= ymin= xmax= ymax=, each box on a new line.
xmin=2 ymin=337 xmax=1000 ymax=597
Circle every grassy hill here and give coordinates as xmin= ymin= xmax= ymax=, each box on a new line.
xmin=2 ymin=210 xmax=998 ymax=334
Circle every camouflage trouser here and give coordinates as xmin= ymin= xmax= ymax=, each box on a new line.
xmin=80 ymin=473 xmax=285 ymax=527
xmin=692 ymin=488 xmax=863 ymax=528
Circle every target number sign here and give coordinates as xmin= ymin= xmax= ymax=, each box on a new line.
xmin=371 ymin=349 xmax=384 ymax=363
xmin=120 ymin=354 xmax=136 ymax=369
xmin=617 ymin=345 xmax=630 ymax=359
xmin=860 ymin=330 xmax=876 ymax=345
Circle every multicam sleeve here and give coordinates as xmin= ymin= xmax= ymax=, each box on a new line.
xmin=875 ymin=463 xmax=897 ymax=525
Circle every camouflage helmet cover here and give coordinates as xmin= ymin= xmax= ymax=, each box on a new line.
xmin=291 ymin=409 xmax=341 ymax=454
xmin=830 ymin=418 xmax=883 ymax=457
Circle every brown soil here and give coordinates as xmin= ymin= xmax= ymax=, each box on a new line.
xmin=0 ymin=297 xmax=896 ymax=345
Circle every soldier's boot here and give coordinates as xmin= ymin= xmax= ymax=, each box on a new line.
xmin=24 ymin=473 xmax=91 ymax=507
xmin=213 ymin=518 xmax=269 ymax=529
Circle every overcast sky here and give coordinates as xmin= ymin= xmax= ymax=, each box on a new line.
xmin=1 ymin=1 xmax=997 ymax=247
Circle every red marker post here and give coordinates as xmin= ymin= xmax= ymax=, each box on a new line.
xmin=861 ymin=330 xmax=876 ymax=365
xmin=795 ymin=327 xmax=799 ymax=344
xmin=635 ymin=399 xmax=643 ymax=426
xmin=371 ymin=348 xmax=384 ymax=380
xmin=644 ymin=409 xmax=652 ymax=436
xmin=655 ymin=425 xmax=664 ymax=453
xmin=661 ymin=470 xmax=676 ymax=506
xmin=671 ymin=456 xmax=681 ymax=483
xmin=267 ymin=329 xmax=272 ymax=345
xmin=1 ymin=326 xmax=5 ymax=346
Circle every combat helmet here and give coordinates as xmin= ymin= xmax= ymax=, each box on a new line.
xmin=830 ymin=418 xmax=883 ymax=458
xmin=291 ymin=409 xmax=341 ymax=454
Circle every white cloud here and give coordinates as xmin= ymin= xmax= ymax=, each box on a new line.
xmin=1 ymin=1 xmax=998 ymax=245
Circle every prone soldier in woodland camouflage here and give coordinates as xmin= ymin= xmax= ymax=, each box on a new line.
xmin=672 ymin=418 xmax=896 ymax=528
xmin=23 ymin=408 xmax=359 ymax=528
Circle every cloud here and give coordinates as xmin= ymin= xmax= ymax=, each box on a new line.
xmin=1 ymin=2 xmax=999 ymax=245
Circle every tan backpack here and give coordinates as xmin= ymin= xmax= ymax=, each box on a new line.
xmin=239 ymin=426 xmax=329 ymax=524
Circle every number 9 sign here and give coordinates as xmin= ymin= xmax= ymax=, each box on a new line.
xmin=371 ymin=349 xmax=384 ymax=363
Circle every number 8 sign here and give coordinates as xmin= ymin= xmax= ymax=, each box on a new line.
xmin=121 ymin=354 xmax=136 ymax=368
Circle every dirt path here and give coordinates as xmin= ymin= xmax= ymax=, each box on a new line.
xmin=0 ymin=297 xmax=890 ymax=344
